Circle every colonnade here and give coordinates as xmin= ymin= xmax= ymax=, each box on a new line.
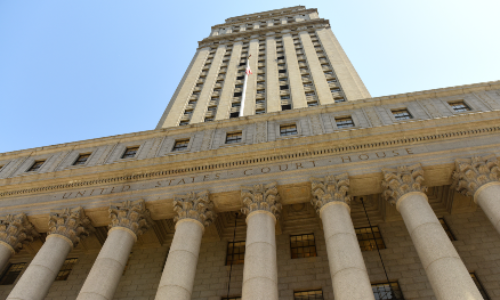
xmin=0 ymin=155 xmax=499 ymax=300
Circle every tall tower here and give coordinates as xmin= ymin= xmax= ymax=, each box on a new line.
xmin=157 ymin=6 xmax=370 ymax=129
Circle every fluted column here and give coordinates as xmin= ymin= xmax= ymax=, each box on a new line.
xmin=155 ymin=191 xmax=216 ymax=300
xmin=453 ymin=155 xmax=500 ymax=234
xmin=310 ymin=174 xmax=375 ymax=300
xmin=7 ymin=207 xmax=92 ymax=300
xmin=77 ymin=200 xmax=152 ymax=300
xmin=241 ymin=182 xmax=282 ymax=300
xmin=0 ymin=213 xmax=37 ymax=272
xmin=382 ymin=164 xmax=483 ymax=300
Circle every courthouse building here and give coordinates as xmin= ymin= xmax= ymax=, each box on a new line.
xmin=1 ymin=5 xmax=500 ymax=300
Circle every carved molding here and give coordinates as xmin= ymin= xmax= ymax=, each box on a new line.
xmin=241 ymin=182 xmax=282 ymax=218
xmin=109 ymin=199 xmax=152 ymax=237
xmin=173 ymin=190 xmax=216 ymax=227
xmin=48 ymin=207 xmax=93 ymax=247
xmin=0 ymin=213 xmax=38 ymax=253
xmin=382 ymin=164 xmax=427 ymax=205
xmin=218 ymin=8 xmax=316 ymax=27
xmin=452 ymin=154 xmax=500 ymax=197
xmin=310 ymin=173 xmax=350 ymax=214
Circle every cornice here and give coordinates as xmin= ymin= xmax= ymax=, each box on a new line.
xmin=1 ymin=123 xmax=500 ymax=198
xmin=200 ymin=19 xmax=328 ymax=47
xmin=216 ymin=7 xmax=315 ymax=28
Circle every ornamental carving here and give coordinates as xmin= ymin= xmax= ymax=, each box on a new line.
xmin=381 ymin=164 xmax=427 ymax=205
xmin=48 ymin=207 xmax=93 ymax=246
xmin=173 ymin=190 xmax=216 ymax=227
xmin=0 ymin=213 xmax=38 ymax=252
xmin=241 ymin=182 xmax=282 ymax=218
xmin=310 ymin=173 xmax=350 ymax=214
xmin=109 ymin=199 xmax=152 ymax=236
xmin=452 ymin=155 xmax=500 ymax=197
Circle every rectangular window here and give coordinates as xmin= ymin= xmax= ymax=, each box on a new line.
xmin=0 ymin=263 xmax=26 ymax=285
xmin=73 ymin=153 xmax=91 ymax=165
xmin=236 ymin=76 xmax=244 ymax=80
xmin=230 ymin=112 xmax=240 ymax=119
xmin=449 ymin=101 xmax=471 ymax=113
xmin=184 ymin=110 xmax=193 ymax=115
xmin=356 ymin=226 xmax=386 ymax=251
xmin=471 ymin=273 xmax=490 ymax=300
xmin=308 ymin=102 xmax=318 ymax=107
xmin=122 ymin=146 xmax=139 ymax=159
xmin=256 ymin=100 xmax=265 ymax=104
xmin=27 ymin=160 xmax=45 ymax=172
xmin=179 ymin=121 xmax=189 ymax=126
xmin=290 ymin=234 xmax=316 ymax=258
xmin=226 ymin=241 xmax=245 ymax=265
xmin=331 ymin=88 xmax=341 ymax=92
xmin=232 ymin=103 xmax=241 ymax=107
xmin=256 ymin=110 xmax=266 ymax=114
xmin=281 ymin=104 xmax=292 ymax=111
xmin=335 ymin=98 xmax=346 ymax=103
xmin=172 ymin=139 xmax=189 ymax=152
xmin=204 ymin=117 xmax=214 ymax=122
xmin=392 ymin=109 xmax=412 ymax=120
xmin=279 ymin=78 xmax=288 ymax=82
xmin=55 ymin=258 xmax=78 ymax=281
xmin=336 ymin=117 xmax=355 ymax=129
xmin=280 ymin=85 xmax=289 ymax=90
xmin=278 ymin=69 xmax=287 ymax=73
xmin=235 ymin=85 xmax=243 ymax=89
xmin=257 ymin=90 xmax=265 ymax=94
xmin=234 ymin=92 xmax=242 ymax=97
xmin=371 ymin=282 xmax=404 ymax=300
xmin=439 ymin=218 xmax=456 ymax=241
xmin=226 ymin=131 xmax=242 ymax=144
xmin=277 ymin=56 xmax=285 ymax=60
xmin=324 ymin=71 xmax=333 ymax=75
xmin=327 ymin=79 xmax=338 ymax=83
xmin=305 ymin=92 xmax=315 ymax=97
xmin=281 ymin=96 xmax=290 ymax=100
xmin=294 ymin=290 xmax=324 ymax=300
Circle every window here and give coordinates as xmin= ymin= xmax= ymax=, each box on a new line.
xmin=356 ymin=226 xmax=386 ymax=251
xmin=305 ymin=92 xmax=315 ymax=97
xmin=235 ymin=85 xmax=243 ymax=89
xmin=277 ymin=56 xmax=285 ymax=60
xmin=281 ymin=96 xmax=290 ymax=100
xmin=280 ymin=85 xmax=289 ymax=90
xmin=290 ymin=234 xmax=316 ymax=258
xmin=236 ymin=76 xmax=244 ymax=80
xmin=308 ymin=102 xmax=318 ymax=107
xmin=232 ymin=103 xmax=241 ymax=107
xmin=282 ymin=104 xmax=292 ymax=111
xmin=279 ymin=78 xmax=288 ymax=82
xmin=256 ymin=100 xmax=265 ymax=104
xmin=279 ymin=69 xmax=287 ymax=73
xmin=27 ymin=161 xmax=45 ymax=172
xmin=73 ymin=154 xmax=91 ymax=165
xmin=0 ymin=263 xmax=26 ymax=285
xmin=55 ymin=258 xmax=78 ymax=281
xmin=122 ymin=147 xmax=139 ymax=159
xmin=294 ymin=290 xmax=324 ymax=300
xmin=471 ymin=273 xmax=490 ymax=300
xmin=257 ymin=90 xmax=265 ymax=94
xmin=184 ymin=110 xmax=193 ymax=115
xmin=335 ymin=98 xmax=346 ymax=103
xmin=331 ymin=88 xmax=341 ymax=92
xmin=336 ymin=117 xmax=355 ymax=129
xmin=256 ymin=110 xmax=266 ymax=114
xmin=327 ymin=79 xmax=337 ymax=83
xmin=439 ymin=218 xmax=456 ymax=241
xmin=449 ymin=101 xmax=470 ymax=113
xmin=172 ymin=139 xmax=189 ymax=152
xmin=303 ymin=83 xmax=313 ymax=87
xmin=179 ymin=121 xmax=189 ymax=126
xmin=230 ymin=112 xmax=240 ymax=119
xmin=234 ymin=92 xmax=242 ymax=97
xmin=392 ymin=109 xmax=412 ymax=120
xmin=324 ymin=71 xmax=333 ymax=75
xmin=205 ymin=117 xmax=214 ymax=122
xmin=226 ymin=241 xmax=245 ymax=265
xmin=372 ymin=282 xmax=404 ymax=300
xmin=226 ymin=131 xmax=242 ymax=144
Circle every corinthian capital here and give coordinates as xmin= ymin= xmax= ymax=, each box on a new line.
xmin=48 ymin=207 xmax=93 ymax=247
xmin=310 ymin=173 xmax=350 ymax=214
xmin=109 ymin=199 xmax=152 ymax=237
xmin=0 ymin=213 xmax=38 ymax=253
xmin=452 ymin=155 xmax=500 ymax=197
xmin=241 ymin=182 xmax=282 ymax=218
xmin=173 ymin=190 xmax=216 ymax=227
xmin=382 ymin=164 xmax=427 ymax=205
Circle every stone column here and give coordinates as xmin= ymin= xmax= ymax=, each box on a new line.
xmin=382 ymin=164 xmax=483 ymax=300
xmin=155 ymin=190 xmax=216 ymax=300
xmin=7 ymin=207 xmax=92 ymax=300
xmin=0 ymin=213 xmax=37 ymax=272
xmin=77 ymin=200 xmax=152 ymax=300
xmin=453 ymin=155 xmax=500 ymax=234
xmin=310 ymin=174 xmax=375 ymax=300
xmin=241 ymin=182 xmax=282 ymax=300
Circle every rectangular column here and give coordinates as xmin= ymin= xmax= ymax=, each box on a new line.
xmin=215 ymin=42 xmax=243 ymax=121
xmin=265 ymin=34 xmax=281 ymax=113
xmin=242 ymin=38 xmax=259 ymax=116
xmin=283 ymin=33 xmax=307 ymax=108
xmin=191 ymin=45 xmax=226 ymax=123
xmin=299 ymin=30 xmax=334 ymax=105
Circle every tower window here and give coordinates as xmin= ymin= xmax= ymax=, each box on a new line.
xmin=290 ymin=234 xmax=316 ymax=258
xmin=226 ymin=241 xmax=245 ymax=265
xmin=27 ymin=161 xmax=45 ymax=172
xmin=439 ymin=218 xmax=456 ymax=241
xmin=336 ymin=117 xmax=355 ymax=129
xmin=226 ymin=131 xmax=242 ymax=144
xmin=471 ymin=273 xmax=490 ymax=300
xmin=293 ymin=290 xmax=324 ymax=300
xmin=234 ymin=92 xmax=242 ymax=97
xmin=0 ymin=263 xmax=26 ymax=285
xmin=280 ymin=124 xmax=297 ymax=136
xmin=230 ymin=112 xmax=240 ymax=119
xmin=172 ymin=139 xmax=190 ymax=152
xmin=73 ymin=154 xmax=91 ymax=166
xmin=278 ymin=69 xmax=287 ymax=73
xmin=232 ymin=103 xmax=241 ymax=107
xmin=279 ymin=78 xmax=288 ymax=82
xmin=235 ymin=85 xmax=243 ymax=89
xmin=280 ymin=85 xmax=289 ymax=90
xmin=204 ymin=117 xmax=214 ymax=122
xmin=256 ymin=110 xmax=266 ymax=114
xmin=281 ymin=104 xmax=292 ymax=111
xmin=356 ymin=226 xmax=386 ymax=251
xmin=55 ymin=258 xmax=78 ymax=281
xmin=327 ymin=79 xmax=338 ymax=83
xmin=331 ymin=88 xmax=341 ymax=92
xmin=122 ymin=146 xmax=139 ymax=159
xmin=449 ymin=101 xmax=470 ymax=113
xmin=335 ymin=98 xmax=346 ymax=103
xmin=371 ymin=282 xmax=404 ymax=300
xmin=308 ymin=102 xmax=318 ymax=107
xmin=257 ymin=90 xmax=265 ymax=94
xmin=305 ymin=92 xmax=315 ymax=97
xmin=281 ymin=96 xmax=290 ymax=100
xmin=277 ymin=56 xmax=285 ymax=60
xmin=179 ymin=121 xmax=189 ymax=126
xmin=392 ymin=109 xmax=412 ymax=120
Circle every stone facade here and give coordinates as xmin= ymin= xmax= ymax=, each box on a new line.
xmin=0 ymin=5 xmax=499 ymax=300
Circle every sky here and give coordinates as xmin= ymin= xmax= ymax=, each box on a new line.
xmin=1 ymin=0 xmax=499 ymax=153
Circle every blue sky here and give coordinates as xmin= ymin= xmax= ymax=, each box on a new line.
xmin=1 ymin=0 xmax=499 ymax=153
